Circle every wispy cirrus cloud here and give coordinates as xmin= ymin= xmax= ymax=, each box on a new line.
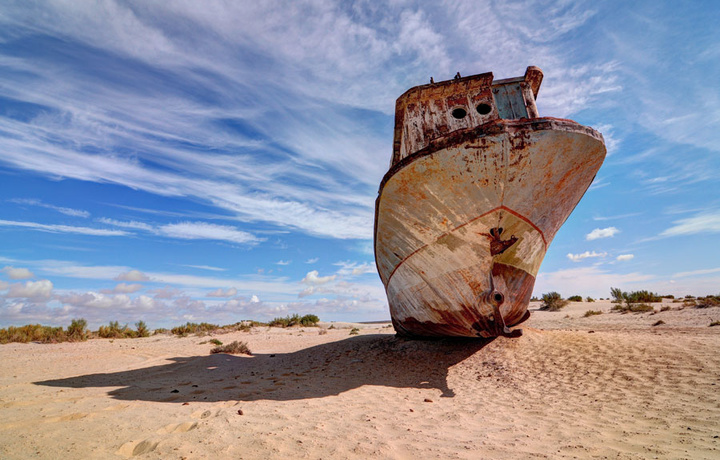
xmin=0 ymin=219 xmax=129 ymax=237
xmin=0 ymin=0 xmax=622 ymax=243
xmin=8 ymin=198 xmax=90 ymax=218
xmin=660 ymin=211 xmax=720 ymax=237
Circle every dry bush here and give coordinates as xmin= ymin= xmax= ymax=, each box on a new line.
xmin=211 ymin=340 xmax=251 ymax=355
xmin=539 ymin=292 xmax=569 ymax=311
xmin=583 ymin=310 xmax=602 ymax=317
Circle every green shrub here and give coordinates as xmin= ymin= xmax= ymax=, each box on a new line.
xmin=268 ymin=314 xmax=319 ymax=328
xmin=300 ymin=314 xmax=320 ymax=327
xmin=585 ymin=297 xmax=595 ymax=303
xmin=349 ymin=327 xmax=359 ymax=335
xmin=583 ymin=310 xmax=602 ymax=317
xmin=98 ymin=321 xmax=135 ymax=338
xmin=209 ymin=338 xmax=223 ymax=346
xmin=171 ymin=322 xmax=218 ymax=336
xmin=211 ymin=340 xmax=251 ymax=355
xmin=67 ymin=318 xmax=88 ymax=341
xmin=567 ymin=295 xmax=583 ymax=302
xmin=539 ymin=292 xmax=569 ymax=311
xmin=135 ymin=321 xmax=149 ymax=338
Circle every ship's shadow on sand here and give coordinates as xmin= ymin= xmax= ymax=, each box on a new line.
xmin=35 ymin=335 xmax=492 ymax=402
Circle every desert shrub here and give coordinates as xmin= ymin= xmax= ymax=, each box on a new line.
xmin=685 ymin=295 xmax=694 ymax=299
xmin=0 ymin=324 xmax=68 ymax=344
xmin=682 ymin=298 xmax=697 ymax=308
xmin=709 ymin=320 xmax=720 ymax=327
xmin=583 ymin=310 xmax=602 ymax=317
xmin=135 ymin=321 xmax=150 ymax=338
xmin=610 ymin=287 xmax=624 ymax=304
xmin=318 ymin=329 xmax=328 ymax=335
xmin=539 ymin=292 xmax=569 ymax=311
xmin=98 ymin=321 xmax=133 ymax=339
xmin=530 ymin=296 xmax=539 ymax=302
xmin=211 ymin=340 xmax=251 ymax=355
xmin=660 ymin=305 xmax=671 ymax=312
xmin=349 ymin=327 xmax=360 ymax=335
xmin=153 ymin=328 xmax=169 ymax=335
xmin=662 ymin=294 xmax=675 ymax=299
xmin=300 ymin=314 xmax=320 ymax=327
xmin=268 ymin=314 xmax=319 ymax=328
xmin=567 ymin=295 xmax=583 ymax=302
xmin=696 ymin=296 xmax=720 ymax=308
xmin=67 ymin=318 xmax=88 ymax=341
xmin=209 ymin=338 xmax=223 ymax=346
xmin=171 ymin=322 xmax=218 ymax=336
xmin=586 ymin=297 xmax=595 ymax=302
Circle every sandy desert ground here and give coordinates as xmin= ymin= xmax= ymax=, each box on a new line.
xmin=1 ymin=300 xmax=720 ymax=459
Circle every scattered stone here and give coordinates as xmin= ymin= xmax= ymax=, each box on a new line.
xmin=424 ymin=398 xmax=433 ymax=403
xmin=171 ymin=389 xmax=179 ymax=393
xmin=409 ymin=408 xmax=414 ymax=412
xmin=182 ymin=402 xmax=190 ymax=406
xmin=237 ymin=409 xmax=244 ymax=415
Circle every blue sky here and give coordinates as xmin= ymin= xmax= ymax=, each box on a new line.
xmin=1 ymin=0 xmax=719 ymax=328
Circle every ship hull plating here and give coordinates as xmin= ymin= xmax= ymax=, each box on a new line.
xmin=374 ymin=118 xmax=606 ymax=338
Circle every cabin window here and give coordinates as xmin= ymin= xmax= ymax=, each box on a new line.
xmin=476 ymin=103 xmax=492 ymax=115
xmin=451 ymin=107 xmax=467 ymax=119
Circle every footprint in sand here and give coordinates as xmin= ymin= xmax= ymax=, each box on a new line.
xmin=116 ymin=438 xmax=160 ymax=457
xmin=156 ymin=421 xmax=198 ymax=434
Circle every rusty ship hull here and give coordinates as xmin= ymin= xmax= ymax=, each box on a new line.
xmin=374 ymin=67 xmax=606 ymax=338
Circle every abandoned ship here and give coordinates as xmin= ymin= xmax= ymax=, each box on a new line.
xmin=374 ymin=66 xmax=606 ymax=338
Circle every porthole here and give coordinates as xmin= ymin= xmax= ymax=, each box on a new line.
xmin=476 ymin=103 xmax=492 ymax=115
xmin=451 ymin=107 xmax=467 ymax=119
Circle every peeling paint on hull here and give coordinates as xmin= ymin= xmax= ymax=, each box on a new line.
xmin=374 ymin=68 xmax=606 ymax=338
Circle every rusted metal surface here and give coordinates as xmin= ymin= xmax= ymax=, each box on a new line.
xmin=374 ymin=66 xmax=606 ymax=338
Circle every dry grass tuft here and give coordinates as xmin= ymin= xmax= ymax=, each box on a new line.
xmin=211 ymin=340 xmax=252 ymax=355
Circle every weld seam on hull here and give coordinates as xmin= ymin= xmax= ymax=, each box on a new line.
xmin=384 ymin=204 xmax=546 ymax=286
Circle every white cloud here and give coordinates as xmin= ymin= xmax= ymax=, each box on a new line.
xmin=305 ymin=258 xmax=318 ymax=264
xmin=9 ymin=198 xmax=90 ymax=218
xmin=250 ymin=295 xmax=260 ymax=303
xmin=0 ymin=219 xmax=130 ymax=236
xmin=115 ymin=270 xmax=151 ymax=282
xmin=182 ymin=264 xmax=227 ymax=272
xmin=207 ymin=287 xmax=238 ymax=298
xmin=0 ymin=280 xmax=8 ymax=290
xmin=275 ymin=260 xmax=291 ymax=266
xmin=158 ymin=222 xmax=260 ymax=245
xmin=616 ymin=254 xmax=634 ymax=261
xmin=673 ymin=267 xmax=720 ymax=278
xmin=97 ymin=218 xmax=154 ymax=231
xmin=301 ymin=270 xmax=337 ymax=286
xmin=2 ymin=266 xmax=35 ymax=279
xmin=660 ymin=212 xmax=720 ymax=237
xmin=100 ymin=283 xmax=144 ymax=294
xmin=566 ymin=251 xmax=607 ymax=262
xmin=586 ymin=227 xmax=620 ymax=240
xmin=7 ymin=279 xmax=53 ymax=300
xmin=333 ymin=261 xmax=377 ymax=276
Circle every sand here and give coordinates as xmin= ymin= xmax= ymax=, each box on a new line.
xmin=1 ymin=301 xmax=719 ymax=459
